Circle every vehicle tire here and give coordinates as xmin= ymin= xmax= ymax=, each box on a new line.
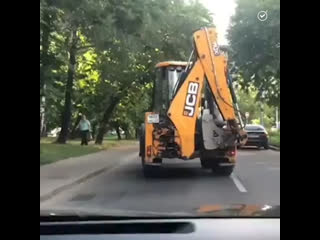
xmin=264 ymin=144 xmax=269 ymax=150
xmin=211 ymin=165 xmax=234 ymax=176
xmin=143 ymin=165 xmax=159 ymax=178
xmin=200 ymin=150 xmax=234 ymax=175
xmin=200 ymin=148 xmax=218 ymax=169
xmin=139 ymin=124 xmax=145 ymax=157
xmin=200 ymin=157 xmax=210 ymax=169
xmin=141 ymin=157 xmax=160 ymax=178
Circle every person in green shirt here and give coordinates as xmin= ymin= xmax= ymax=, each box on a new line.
xmin=78 ymin=115 xmax=91 ymax=145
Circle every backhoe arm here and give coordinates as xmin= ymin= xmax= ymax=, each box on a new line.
xmin=168 ymin=27 xmax=246 ymax=158
xmin=194 ymin=28 xmax=236 ymax=122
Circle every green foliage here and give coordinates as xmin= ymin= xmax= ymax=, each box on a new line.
xmin=40 ymin=141 xmax=100 ymax=165
xmin=41 ymin=0 xmax=279 ymax=145
xmin=40 ymin=0 xmax=232 ymax=143
xmin=236 ymin=86 xmax=276 ymax=129
xmin=228 ymin=0 xmax=280 ymax=106
xmin=40 ymin=138 xmax=135 ymax=165
xmin=269 ymin=131 xmax=280 ymax=147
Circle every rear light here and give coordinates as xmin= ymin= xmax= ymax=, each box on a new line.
xmin=147 ymin=146 xmax=152 ymax=157
xmin=228 ymin=148 xmax=237 ymax=157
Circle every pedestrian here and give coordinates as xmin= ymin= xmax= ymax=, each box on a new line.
xmin=78 ymin=114 xmax=91 ymax=146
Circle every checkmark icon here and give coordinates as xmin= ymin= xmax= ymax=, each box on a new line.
xmin=257 ymin=11 xmax=268 ymax=21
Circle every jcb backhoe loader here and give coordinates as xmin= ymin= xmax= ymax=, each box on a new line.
xmin=139 ymin=27 xmax=247 ymax=177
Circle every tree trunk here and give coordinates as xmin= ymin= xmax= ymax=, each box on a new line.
xmin=40 ymin=10 xmax=50 ymax=139
xmin=40 ymin=94 xmax=46 ymax=138
xmin=41 ymin=122 xmax=47 ymax=137
xmin=115 ymin=126 xmax=121 ymax=140
xmin=57 ymin=29 xmax=77 ymax=144
xmin=92 ymin=122 xmax=97 ymax=139
xmin=124 ymin=129 xmax=129 ymax=139
xmin=135 ymin=127 xmax=138 ymax=139
xmin=95 ymin=96 xmax=120 ymax=144
xmin=70 ymin=114 xmax=81 ymax=139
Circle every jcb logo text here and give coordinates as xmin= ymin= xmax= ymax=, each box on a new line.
xmin=183 ymin=82 xmax=199 ymax=117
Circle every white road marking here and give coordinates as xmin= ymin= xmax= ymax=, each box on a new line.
xmin=237 ymin=152 xmax=255 ymax=156
xmin=267 ymin=167 xmax=280 ymax=171
xmin=230 ymin=173 xmax=247 ymax=193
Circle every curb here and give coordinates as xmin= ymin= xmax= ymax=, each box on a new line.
xmin=40 ymin=166 xmax=109 ymax=203
xmin=40 ymin=149 xmax=139 ymax=203
xmin=269 ymin=145 xmax=280 ymax=151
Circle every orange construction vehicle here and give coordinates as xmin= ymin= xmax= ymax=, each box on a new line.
xmin=139 ymin=27 xmax=247 ymax=177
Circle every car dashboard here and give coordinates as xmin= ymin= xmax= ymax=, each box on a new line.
xmin=40 ymin=218 xmax=280 ymax=240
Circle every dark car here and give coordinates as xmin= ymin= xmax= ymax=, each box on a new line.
xmin=243 ymin=124 xmax=269 ymax=149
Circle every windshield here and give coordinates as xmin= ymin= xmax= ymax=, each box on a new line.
xmin=168 ymin=66 xmax=184 ymax=100
xmin=40 ymin=0 xmax=280 ymax=219
xmin=153 ymin=66 xmax=184 ymax=114
xmin=153 ymin=67 xmax=166 ymax=113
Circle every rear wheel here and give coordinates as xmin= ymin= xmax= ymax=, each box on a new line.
xmin=141 ymin=157 xmax=160 ymax=178
xmin=201 ymin=157 xmax=234 ymax=175
xmin=211 ymin=164 xmax=234 ymax=176
xmin=139 ymin=125 xmax=145 ymax=157
xmin=264 ymin=143 xmax=269 ymax=149
xmin=200 ymin=157 xmax=210 ymax=169
xmin=200 ymin=150 xmax=235 ymax=176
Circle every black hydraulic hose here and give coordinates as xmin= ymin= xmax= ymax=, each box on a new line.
xmin=227 ymin=74 xmax=246 ymax=128
xmin=227 ymin=74 xmax=237 ymax=104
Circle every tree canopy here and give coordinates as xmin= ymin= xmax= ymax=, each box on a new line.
xmin=40 ymin=0 xmax=214 ymax=143
xmin=228 ymin=0 xmax=280 ymax=106
xmin=40 ymin=0 xmax=279 ymax=143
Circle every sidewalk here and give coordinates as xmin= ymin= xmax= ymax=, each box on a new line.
xmin=40 ymin=143 xmax=138 ymax=202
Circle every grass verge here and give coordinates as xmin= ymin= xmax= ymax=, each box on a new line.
xmin=269 ymin=131 xmax=280 ymax=148
xmin=40 ymin=137 xmax=137 ymax=166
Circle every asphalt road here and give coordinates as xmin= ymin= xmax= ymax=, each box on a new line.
xmin=40 ymin=148 xmax=280 ymax=214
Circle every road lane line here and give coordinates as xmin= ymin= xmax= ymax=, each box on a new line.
xmin=267 ymin=167 xmax=280 ymax=171
xmin=230 ymin=173 xmax=247 ymax=193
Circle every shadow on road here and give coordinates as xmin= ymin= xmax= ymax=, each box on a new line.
xmin=238 ymin=147 xmax=266 ymax=151
xmin=124 ymin=164 xmax=229 ymax=180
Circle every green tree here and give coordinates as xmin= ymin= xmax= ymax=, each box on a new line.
xmin=40 ymin=0 xmax=215 ymax=145
xmin=92 ymin=0 xmax=214 ymax=144
xmin=53 ymin=0 xmax=110 ymax=143
xmin=236 ymin=86 xmax=276 ymax=129
xmin=40 ymin=0 xmax=63 ymax=137
xmin=228 ymin=0 xmax=280 ymax=106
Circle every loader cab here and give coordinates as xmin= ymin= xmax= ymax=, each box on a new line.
xmin=153 ymin=61 xmax=188 ymax=115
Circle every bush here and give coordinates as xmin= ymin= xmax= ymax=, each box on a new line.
xmin=269 ymin=131 xmax=280 ymax=147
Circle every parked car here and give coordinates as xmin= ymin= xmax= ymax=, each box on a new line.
xmin=243 ymin=124 xmax=269 ymax=149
